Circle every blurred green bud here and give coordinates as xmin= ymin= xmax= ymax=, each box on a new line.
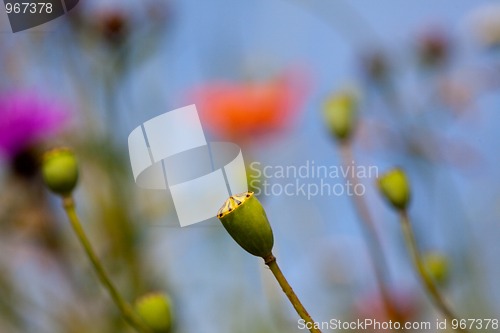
xmin=42 ymin=148 xmax=79 ymax=196
xmin=423 ymin=252 xmax=449 ymax=285
xmin=217 ymin=191 xmax=274 ymax=259
xmin=246 ymin=162 xmax=264 ymax=194
xmin=377 ymin=168 xmax=411 ymax=211
xmin=323 ymin=91 xmax=358 ymax=142
xmin=135 ymin=293 xmax=173 ymax=333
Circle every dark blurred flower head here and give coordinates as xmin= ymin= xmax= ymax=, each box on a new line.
xmin=416 ymin=28 xmax=451 ymax=68
xmin=188 ymin=70 xmax=309 ymax=144
xmin=360 ymin=50 xmax=390 ymax=84
xmin=96 ymin=9 xmax=130 ymax=46
xmin=0 ymin=91 xmax=67 ymax=177
xmin=67 ymin=1 xmax=172 ymax=48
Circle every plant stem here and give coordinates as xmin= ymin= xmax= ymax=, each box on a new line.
xmin=340 ymin=144 xmax=403 ymax=323
xmin=264 ymin=254 xmax=322 ymax=333
xmin=399 ymin=211 xmax=470 ymax=333
xmin=61 ymin=196 xmax=151 ymax=333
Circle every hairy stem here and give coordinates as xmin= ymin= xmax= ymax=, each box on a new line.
xmin=400 ymin=211 xmax=470 ymax=333
xmin=340 ymin=143 xmax=404 ymax=323
xmin=264 ymin=254 xmax=321 ymax=333
xmin=62 ymin=196 xmax=151 ymax=333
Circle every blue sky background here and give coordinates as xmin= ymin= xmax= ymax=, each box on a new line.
xmin=1 ymin=1 xmax=499 ymax=332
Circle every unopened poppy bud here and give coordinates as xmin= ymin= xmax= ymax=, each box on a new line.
xmin=377 ymin=168 xmax=411 ymax=210
xmin=247 ymin=162 xmax=264 ymax=194
xmin=217 ymin=191 xmax=274 ymax=258
xmin=135 ymin=293 xmax=173 ymax=333
xmin=42 ymin=148 xmax=79 ymax=196
xmin=423 ymin=252 xmax=449 ymax=285
xmin=323 ymin=91 xmax=358 ymax=142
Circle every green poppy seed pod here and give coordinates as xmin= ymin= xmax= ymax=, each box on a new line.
xmin=217 ymin=191 xmax=274 ymax=258
xmin=377 ymin=168 xmax=411 ymax=210
xmin=423 ymin=252 xmax=449 ymax=285
xmin=323 ymin=91 xmax=358 ymax=142
xmin=135 ymin=293 xmax=173 ymax=333
xmin=42 ymin=148 xmax=79 ymax=196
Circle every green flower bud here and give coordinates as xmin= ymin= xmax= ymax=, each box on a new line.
xmin=246 ymin=162 xmax=264 ymax=194
xmin=135 ymin=293 xmax=173 ymax=333
xmin=423 ymin=252 xmax=449 ymax=285
xmin=377 ymin=168 xmax=411 ymax=210
xmin=323 ymin=91 xmax=358 ymax=142
xmin=42 ymin=148 xmax=79 ymax=196
xmin=217 ymin=191 xmax=274 ymax=259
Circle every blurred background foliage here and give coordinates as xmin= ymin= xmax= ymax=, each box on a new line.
xmin=0 ymin=0 xmax=499 ymax=332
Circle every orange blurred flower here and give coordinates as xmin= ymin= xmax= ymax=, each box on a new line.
xmin=188 ymin=71 xmax=309 ymax=143
xmin=354 ymin=290 xmax=419 ymax=331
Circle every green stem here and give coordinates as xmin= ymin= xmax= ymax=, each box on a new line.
xmin=264 ymin=254 xmax=322 ymax=333
xmin=399 ymin=211 xmax=470 ymax=333
xmin=340 ymin=144 xmax=403 ymax=323
xmin=61 ymin=196 xmax=151 ymax=333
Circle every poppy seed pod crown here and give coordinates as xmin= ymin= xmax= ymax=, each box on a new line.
xmin=217 ymin=191 xmax=274 ymax=259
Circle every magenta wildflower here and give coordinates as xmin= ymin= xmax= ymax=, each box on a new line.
xmin=0 ymin=91 xmax=67 ymax=159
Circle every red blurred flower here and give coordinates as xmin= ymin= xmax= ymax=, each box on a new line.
xmin=188 ymin=71 xmax=309 ymax=143
xmin=354 ymin=290 xmax=419 ymax=331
